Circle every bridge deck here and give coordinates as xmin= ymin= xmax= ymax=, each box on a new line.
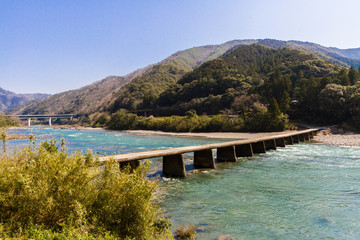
xmin=99 ymin=128 xmax=318 ymax=164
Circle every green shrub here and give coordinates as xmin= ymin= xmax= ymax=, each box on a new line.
xmin=0 ymin=136 xmax=172 ymax=239
xmin=107 ymin=112 xmax=248 ymax=132
xmin=93 ymin=113 xmax=110 ymax=128
xmin=245 ymin=112 xmax=288 ymax=132
xmin=0 ymin=116 xmax=20 ymax=128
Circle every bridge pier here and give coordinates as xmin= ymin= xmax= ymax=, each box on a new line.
xmin=309 ymin=132 xmax=315 ymax=139
xmin=235 ymin=143 xmax=253 ymax=157
xmin=303 ymin=133 xmax=310 ymax=141
xmin=265 ymin=139 xmax=277 ymax=150
xmin=217 ymin=146 xmax=237 ymax=162
xmin=49 ymin=117 xmax=52 ymax=127
xmin=275 ymin=138 xmax=286 ymax=147
xmin=292 ymin=135 xmax=300 ymax=143
xmin=298 ymin=134 xmax=305 ymax=142
xmin=251 ymin=141 xmax=266 ymax=153
xmin=163 ymin=154 xmax=187 ymax=178
xmin=285 ymin=136 xmax=293 ymax=145
xmin=194 ymin=149 xmax=215 ymax=169
xmin=28 ymin=118 xmax=31 ymax=127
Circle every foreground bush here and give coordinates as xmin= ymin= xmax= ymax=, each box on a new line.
xmin=0 ymin=137 xmax=172 ymax=239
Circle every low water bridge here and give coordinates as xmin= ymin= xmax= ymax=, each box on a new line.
xmin=99 ymin=128 xmax=320 ymax=178
xmin=6 ymin=114 xmax=79 ymax=127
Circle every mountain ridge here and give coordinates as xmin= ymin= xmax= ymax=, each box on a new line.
xmin=0 ymin=87 xmax=49 ymax=113
xmin=10 ymin=39 xmax=360 ymax=116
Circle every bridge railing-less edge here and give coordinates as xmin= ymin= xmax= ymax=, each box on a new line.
xmin=99 ymin=129 xmax=320 ymax=178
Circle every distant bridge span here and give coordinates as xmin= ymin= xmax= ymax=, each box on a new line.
xmin=5 ymin=114 xmax=80 ymax=127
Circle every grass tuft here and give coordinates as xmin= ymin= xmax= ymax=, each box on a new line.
xmin=175 ymin=224 xmax=197 ymax=240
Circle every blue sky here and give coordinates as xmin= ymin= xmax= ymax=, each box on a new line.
xmin=1 ymin=0 xmax=360 ymax=94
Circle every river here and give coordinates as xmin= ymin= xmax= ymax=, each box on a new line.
xmin=3 ymin=127 xmax=360 ymax=239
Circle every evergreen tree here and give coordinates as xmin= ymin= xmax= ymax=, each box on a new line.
xmin=278 ymin=91 xmax=291 ymax=112
xmin=268 ymin=97 xmax=281 ymax=117
xmin=337 ymin=69 xmax=350 ymax=86
xmin=349 ymin=66 xmax=359 ymax=85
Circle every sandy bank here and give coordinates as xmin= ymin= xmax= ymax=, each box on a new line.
xmin=5 ymin=134 xmax=28 ymax=140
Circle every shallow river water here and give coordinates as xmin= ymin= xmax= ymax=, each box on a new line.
xmin=4 ymin=127 xmax=360 ymax=239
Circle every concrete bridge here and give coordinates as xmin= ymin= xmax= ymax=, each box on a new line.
xmin=6 ymin=114 xmax=79 ymax=127
xmin=99 ymin=128 xmax=320 ymax=178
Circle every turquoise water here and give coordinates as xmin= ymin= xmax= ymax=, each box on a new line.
xmin=4 ymin=127 xmax=224 ymax=155
xmin=162 ymin=144 xmax=360 ymax=239
xmin=4 ymin=127 xmax=360 ymax=239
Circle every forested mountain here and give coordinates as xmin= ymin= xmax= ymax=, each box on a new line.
xmin=107 ymin=45 xmax=360 ymax=131
xmin=108 ymin=39 xmax=360 ymax=112
xmin=11 ymin=39 xmax=360 ymax=119
xmin=0 ymin=88 xmax=49 ymax=113
xmin=155 ymin=44 xmax=342 ymax=115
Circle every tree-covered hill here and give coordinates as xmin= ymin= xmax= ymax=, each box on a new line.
xmin=108 ymin=40 xmax=360 ymax=114
xmin=107 ymin=44 xmax=360 ymax=131
xmin=103 ymin=45 xmax=360 ymax=132
xmin=11 ymin=39 xmax=360 ymax=122
xmin=106 ymin=41 xmax=252 ymax=112
xmin=11 ymin=41 xmax=245 ymax=115
xmin=154 ymin=45 xmax=342 ymax=115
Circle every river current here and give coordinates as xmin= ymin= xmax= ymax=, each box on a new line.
xmin=4 ymin=127 xmax=360 ymax=239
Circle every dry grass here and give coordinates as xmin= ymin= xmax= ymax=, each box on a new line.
xmin=175 ymin=224 xmax=197 ymax=240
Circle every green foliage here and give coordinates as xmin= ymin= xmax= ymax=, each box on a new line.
xmin=0 ymin=116 xmax=19 ymax=128
xmin=106 ymin=111 xmax=290 ymax=132
xmin=244 ymin=111 xmax=289 ymax=132
xmin=157 ymin=44 xmax=342 ymax=122
xmin=108 ymin=110 xmax=138 ymax=130
xmin=337 ymin=69 xmax=351 ymax=86
xmin=185 ymin=109 xmax=198 ymax=118
xmin=93 ymin=113 xmax=110 ymax=128
xmin=348 ymin=66 xmax=359 ymax=85
xmin=1 ymin=131 xmax=6 ymax=153
xmin=110 ymin=62 xmax=190 ymax=112
xmin=278 ymin=91 xmax=291 ymax=113
xmin=268 ymin=98 xmax=281 ymax=117
xmin=0 ymin=137 xmax=172 ymax=239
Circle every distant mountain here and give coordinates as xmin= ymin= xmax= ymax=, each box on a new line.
xmin=11 ymin=41 xmax=246 ymax=115
xmin=0 ymin=87 xmax=49 ymax=113
xmin=11 ymin=39 xmax=360 ymax=115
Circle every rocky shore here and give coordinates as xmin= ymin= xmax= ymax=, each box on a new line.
xmin=313 ymin=128 xmax=360 ymax=147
